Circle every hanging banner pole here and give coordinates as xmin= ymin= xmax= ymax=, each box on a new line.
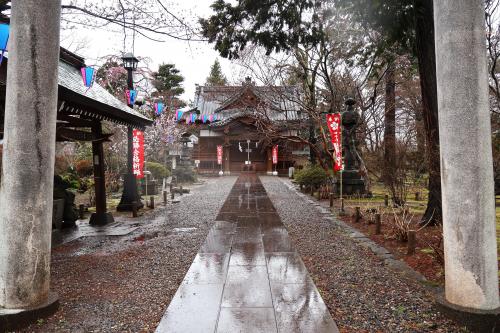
xmin=217 ymin=145 xmax=223 ymax=176
xmin=272 ymin=145 xmax=278 ymax=176
xmin=326 ymin=113 xmax=343 ymax=212
xmin=132 ymin=129 xmax=145 ymax=179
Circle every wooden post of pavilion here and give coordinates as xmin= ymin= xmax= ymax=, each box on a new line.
xmin=89 ymin=121 xmax=114 ymax=225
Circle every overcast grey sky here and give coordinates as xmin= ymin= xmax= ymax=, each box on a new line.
xmin=60 ymin=1 xmax=239 ymax=103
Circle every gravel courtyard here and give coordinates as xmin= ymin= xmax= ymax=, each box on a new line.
xmin=260 ymin=176 xmax=465 ymax=333
xmin=21 ymin=176 xmax=237 ymax=333
xmin=19 ymin=175 xmax=467 ymax=332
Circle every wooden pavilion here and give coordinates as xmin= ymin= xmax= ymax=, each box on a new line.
xmin=0 ymin=48 xmax=153 ymax=225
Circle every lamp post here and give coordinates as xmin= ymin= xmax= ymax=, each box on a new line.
xmin=117 ymin=53 xmax=143 ymax=211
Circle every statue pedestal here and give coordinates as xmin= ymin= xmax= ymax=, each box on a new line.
xmin=336 ymin=170 xmax=365 ymax=196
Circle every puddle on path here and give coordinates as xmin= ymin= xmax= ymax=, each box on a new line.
xmin=172 ymin=227 xmax=198 ymax=233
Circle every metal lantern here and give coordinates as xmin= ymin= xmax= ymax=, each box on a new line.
xmin=121 ymin=52 xmax=139 ymax=71
xmin=180 ymin=136 xmax=190 ymax=147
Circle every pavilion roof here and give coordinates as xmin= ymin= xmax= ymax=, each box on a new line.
xmin=0 ymin=48 xmax=153 ymax=131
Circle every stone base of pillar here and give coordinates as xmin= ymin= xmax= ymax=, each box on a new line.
xmin=335 ymin=170 xmax=366 ymax=196
xmin=0 ymin=292 xmax=59 ymax=331
xmin=435 ymin=294 xmax=500 ymax=332
xmin=117 ymin=174 xmax=144 ymax=212
xmin=89 ymin=212 xmax=115 ymax=226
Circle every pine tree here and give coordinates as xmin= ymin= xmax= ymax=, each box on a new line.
xmin=153 ymin=63 xmax=185 ymax=97
xmin=205 ymin=59 xmax=228 ymax=86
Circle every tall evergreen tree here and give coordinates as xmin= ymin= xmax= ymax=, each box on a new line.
xmin=206 ymin=59 xmax=228 ymax=86
xmin=153 ymin=63 xmax=185 ymax=97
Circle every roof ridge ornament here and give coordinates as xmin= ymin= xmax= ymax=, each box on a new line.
xmin=242 ymin=76 xmax=254 ymax=86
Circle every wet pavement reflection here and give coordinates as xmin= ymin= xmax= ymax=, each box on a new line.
xmin=156 ymin=174 xmax=338 ymax=333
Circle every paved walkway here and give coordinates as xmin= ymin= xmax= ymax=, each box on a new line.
xmin=156 ymin=174 xmax=338 ymax=333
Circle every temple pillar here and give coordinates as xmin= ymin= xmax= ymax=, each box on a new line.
xmin=224 ymin=138 xmax=231 ymax=175
xmin=434 ymin=0 xmax=500 ymax=327
xmin=0 ymin=0 xmax=61 ymax=308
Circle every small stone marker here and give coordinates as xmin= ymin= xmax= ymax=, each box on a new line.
xmin=79 ymin=204 xmax=85 ymax=219
xmin=150 ymin=196 xmax=155 ymax=209
xmin=132 ymin=201 xmax=138 ymax=218
xmin=375 ymin=213 xmax=381 ymax=235
xmin=384 ymin=195 xmax=389 ymax=207
xmin=368 ymin=209 xmax=376 ymax=225
xmin=354 ymin=207 xmax=361 ymax=223
xmin=329 ymin=193 xmax=334 ymax=207
xmin=407 ymin=230 xmax=416 ymax=255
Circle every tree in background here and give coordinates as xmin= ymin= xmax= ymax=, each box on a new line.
xmin=200 ymin=0 xmax=324 ymax=60
xmin=203 ymin=4 xmax=384 ymax=183
xmin=382 ymin=62 xmax=397 ymax=203
xmin=145 ymin=63 xmax=186 ymax=164
xmin=0 ymin=0 xmax=201 ymax=43
xmin=201 ymin=0 xmax=439 ymax=223
xmin=144 ymin=111 xmax=181 ymax=163
xmin=95 ymin=57 xmax=128 ymax=98
xmin=335 ymin=0 xmax=440 ymax=224
xmin=206 ymin=59 xmax=228 ymax=86
xmin=152 ymin=63 xmax=185 ymax=103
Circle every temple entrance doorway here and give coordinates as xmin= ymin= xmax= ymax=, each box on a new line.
xmin=228 ymin=140 xmax=267 ymax=173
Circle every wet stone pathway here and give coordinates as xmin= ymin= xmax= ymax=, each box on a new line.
xmin=156 ymin=174 xmax=338 ymax=333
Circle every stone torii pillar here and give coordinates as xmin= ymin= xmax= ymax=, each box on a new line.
xmin=434 ymin=0 xmax=500 ymax=328
xmin=0 ymin=0 xmax=61 ymax=312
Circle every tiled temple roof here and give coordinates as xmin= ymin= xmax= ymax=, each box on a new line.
xmin=188 ymin=78 xmax=305 ymax=126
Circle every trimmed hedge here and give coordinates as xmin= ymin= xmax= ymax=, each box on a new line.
xmin=145 ymin=162 xmax=170 ymax=180
xmin=294 ymin=164 xmax=328 ymax=187
xmin=173 ymin=165 xmax=197 ymax=183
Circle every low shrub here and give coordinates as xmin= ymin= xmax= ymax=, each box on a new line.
xmin=60 ymin=174 xmax=79 ymax=190
xmin=294 ymin=164 xmax=328 ymax=188
xmin=77 ymin=176 xmax=94 ymax=194
xmin=145 ymin=161 xmax=170 ymax=180
xmin=173 ymin=165 xmax=197 ymax=183
xmin=75 ymin=159 xmax=93 ymax=177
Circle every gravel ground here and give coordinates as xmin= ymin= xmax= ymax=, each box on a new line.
xmin=20 ymin=176 xmax=237 ymax=333
xmin=260 ymin=176 xmax=466 ymax=333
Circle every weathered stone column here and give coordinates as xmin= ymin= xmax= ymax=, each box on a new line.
xmin=0 ymin=0 xmax=61 ymax=308
xmin=434 ymin=0 xmax=500 ymax=311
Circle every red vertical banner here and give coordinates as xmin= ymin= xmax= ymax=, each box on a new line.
xmin=272 ymin=145 xmax=278 ymax=165
xmin=132 ymin=129 xmax=144 ymax=179
xmin=326 ymin=114 xmax=343 ymax=172
xmin=217 ymin=145 xmax=223 ymax=165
